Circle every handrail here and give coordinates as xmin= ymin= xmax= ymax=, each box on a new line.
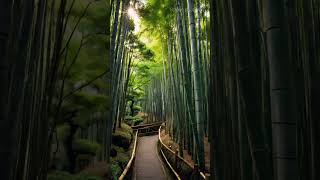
xmin=138 ymin=130 xmax=158 ymax=137
xmin=158 ymin=126 xmax=207 ymax=179
xmin=158 ymin=127 xmax=181 ymax=180
xmin=136 ymin=126 xmax=159 ymax=131
xmin=131 ymin=121 xmax=163 ymax=129
xmin=119 ymin=130 xmax=138 ymax=180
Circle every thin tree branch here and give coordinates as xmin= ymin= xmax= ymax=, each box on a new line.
xmin=62 ymin=0 xmax=77 ymax=35
xmin=59 ymin=1 xmax=94 ymax=56
xmin=63 ymin=69 xmax=110 ymax=100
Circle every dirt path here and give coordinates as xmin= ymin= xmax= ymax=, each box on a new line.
xmin=133 ymin=135 xmax=172 ymax=180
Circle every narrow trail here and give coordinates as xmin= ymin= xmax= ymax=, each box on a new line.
xmin=133 ymin=134 xmax=173 ymax=180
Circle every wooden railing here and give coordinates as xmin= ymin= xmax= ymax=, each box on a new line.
xmin=119 ymin=122 xmax=208 ymax=179
xmin=158 ymin=126 xmax=208 ymax=179
xmin=131 ymin=121 xmax=163 ymax=130
xmin=158 ymin=127 xmax=181 ymax=180
xmin=118 ymin=130 xmax=138 ymax=180
xmin=118 ymin=123 xmax=163 ymax=179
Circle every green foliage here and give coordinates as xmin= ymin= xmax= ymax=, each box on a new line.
xmin=124 ymin=115 xmax=143 ymax=125
xmin=109 ymin=161 xmax=122 ymax=180
xmin=57 ymin=124 xmax=70 ymax=142
xmin=124 ymin=115 xmax=134 ymax=124
xmin=133 ymin=116 xmax=144 ymax=125
xmin=112 ymin=131 xmax=132 ymax=149
xmin=109 ymin=147 xmax=130 ymax=179
xmin=113 ymin=152 xmax=130 ymax=169
xmin=72 ymin=139 xmax=101 ymax=155
xmin=112 ymin=131 xmax=131 ymax=143
xmin=133 ymin=105 xmax=142 ymax=111
xmin=111 ymin=145 xmax=125 ymax=154
xmin=56 ymin=92 xmax=109 ymax=128
xmin=120 ymin=123 xmax=133 ymax=135
xmin=128 ymin=33 xmax=155 ymax=61
xmin=55 ymin=0 xmax=110 ymax=130
xmin=124 ymin=115 xmax=134 ymax=120
xmin=139 ymin=0 xmax=175 ymax=32
xmin=71 ymin=92 xmax=108 ymax=111
xmin=92 ymin=79 xmax=109 ymax=92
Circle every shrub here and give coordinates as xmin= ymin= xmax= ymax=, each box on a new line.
xmin=73 ymin=139 xmax=101 ymax=155
xmin=133 ymin=116 xmax=144 ymax=125
xmin=109 ymin=161 xmax=122 ymax=180
xmin=112 ymin=131 xmax=131 ymax=149
xmin=133 ymin=105 xmax=142 ymax=111
xmin=113 ymin=152 xmax=130 ymax=169
xmin=120 ymin=123 xmax=133 ymax=135
xmin=124 ymin=116 xmax=134 ymax=124
xmin=124 ymin=115 xmax=144 ymax=125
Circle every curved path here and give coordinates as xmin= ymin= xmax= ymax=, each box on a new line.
xmin=133 ymin=134 xmax=173 ymax=180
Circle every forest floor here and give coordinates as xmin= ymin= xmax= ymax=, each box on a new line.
xmin=160 ymin=130 xmax=210 ymax=173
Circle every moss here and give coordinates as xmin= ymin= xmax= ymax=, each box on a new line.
xmin=120 ymin=123 xmax=133 ymax=135
xmin=113 ymin=152 xmax=130 ymax=169
xmin=73 ymin=139 xmax=101 ymax=155
xmin=114 ymin=131 xmax=131 ymax=141
xmin=112 ymin=131 xmax=131 ymax=149
xmin=133 ymin=116 xmax=144 ymax=125
xmin=112 ymin=145 xmax=125 ymax=153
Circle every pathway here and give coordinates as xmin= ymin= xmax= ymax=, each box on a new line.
xmin=133 ymin=134 xmax=172 ymax=180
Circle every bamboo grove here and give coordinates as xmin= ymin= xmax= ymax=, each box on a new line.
xmin=141 ymin=0 xmax=320 ymax=180
xmin=142 ymin=0 xmax=211 ymax=171
xmin=0 ymin=0 xmax=320 ymax=179
xmin=0 ymin=1 xmax=76 ymax=179
xmin=109 ymin=0 xmax=134 ymax=164
xmin=208 ymin=1 xmax=320 ymax=180
xmin=0 ymin=0 xmax=111 ymax=179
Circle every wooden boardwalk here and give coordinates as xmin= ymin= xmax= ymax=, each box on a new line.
xmin=133 ymin=135 xmax=173 ymax=180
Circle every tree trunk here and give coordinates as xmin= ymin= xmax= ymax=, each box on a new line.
xmin=262 ymin=0 xmax=298 ymax=179
xmin=228 ymin=0 xmax=273 ymax=179
xmin=186 ymin=0 xmax=205 ymax=170
xmin=0 ymin=1 xmax=12 ymax=178
xmin=110 ymin=0 xmax=121 ymax=75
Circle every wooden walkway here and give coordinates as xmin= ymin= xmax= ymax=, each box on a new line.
xmin=133 ymin=135 xmax=173 ymax=180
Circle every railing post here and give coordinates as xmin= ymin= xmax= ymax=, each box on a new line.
xmin=192 ymin=164 xmax=201 ymax=180
xmin=174 ymin=149 xmax=178 ymax=169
